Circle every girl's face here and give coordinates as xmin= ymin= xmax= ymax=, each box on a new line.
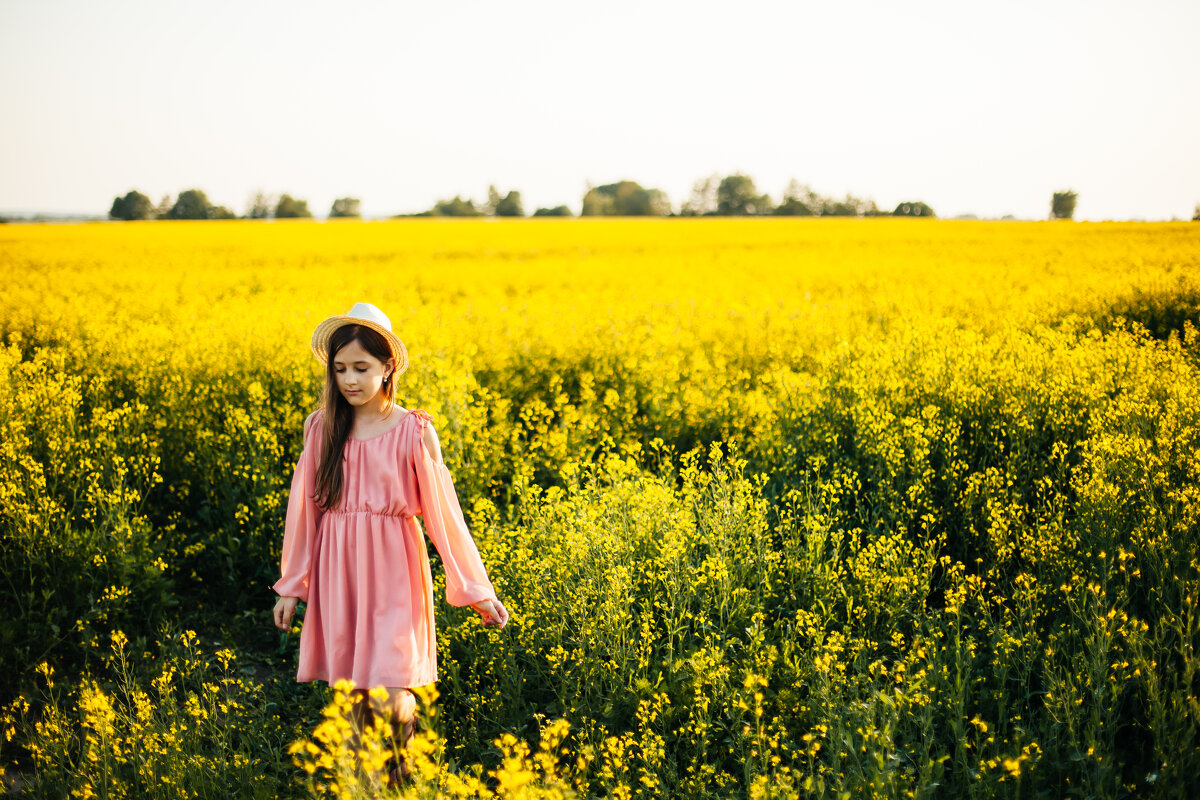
xmin=331 ymin=338 xmax=393 ymax=408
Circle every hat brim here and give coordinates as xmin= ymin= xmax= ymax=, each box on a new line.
xmin=311 ymin=316 xmax=409 ymax=375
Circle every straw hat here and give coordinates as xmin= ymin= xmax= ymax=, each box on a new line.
xmin=310 ymin=302 xmax=409 ymax=376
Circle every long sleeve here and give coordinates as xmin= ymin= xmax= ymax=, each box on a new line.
xmin=410 ymin=412 xmax=498 ymax=608
xmin=273 ymin=413 xmax=324 ymax=602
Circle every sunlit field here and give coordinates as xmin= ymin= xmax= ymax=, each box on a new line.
xmin=2 ymin=218 xmax=1198 ymax=798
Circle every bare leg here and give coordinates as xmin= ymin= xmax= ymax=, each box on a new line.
xmin=364 ymin=687 xmax=417 ymax=787
xmin=344 ymin=691 xmax=376 ymax=782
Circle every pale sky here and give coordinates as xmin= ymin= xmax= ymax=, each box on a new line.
xmin=2 ymin=0 xmax=1198 ymax=221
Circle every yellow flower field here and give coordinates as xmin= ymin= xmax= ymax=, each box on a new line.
xmin=1 ymin=218 xmax=1198 ymax=798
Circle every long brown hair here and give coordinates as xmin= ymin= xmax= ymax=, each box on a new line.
xmin=312 ymin=324 xmax=399 ymax=510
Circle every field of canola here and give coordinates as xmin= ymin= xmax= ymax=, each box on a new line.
xmin=1 ymin=218 xmax=1198 ymax=799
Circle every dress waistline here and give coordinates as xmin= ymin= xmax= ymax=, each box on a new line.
xmin=325 ymin=508 xmax=411 ymax=519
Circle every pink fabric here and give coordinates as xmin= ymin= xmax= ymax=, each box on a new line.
xmin=273 ymin=407 xmax=498 ymax=689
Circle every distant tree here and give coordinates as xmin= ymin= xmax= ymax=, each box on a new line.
xmin=769 ymin=182 xmax=883 ymax=217
xmin=773 ymin=180 xmax=819 ymax=216
xmin=823 ymin=195 xmax=850 ymax=216
xmin=716 ymin=174 xmax=771 ymax=216
xmin=647 ymin=189 xmax=672 ymax=216
xmin=532 ymin=205 xmax=573 ymax=217
xmin=826 ymin=198 xmax=853 ymax=216
xmin=151 ymin=195 xmax=173 ymax=220
xmin=681 ymin=174 xmax=719 ymax=216
xmin=246 ymin=191 xmax=275 ymax=219
xmin=109 ymin=190 xmax=153 ymax=221
xmin=330 ymin=197 xmax=362 ymax=218
xmin=275 ymin=194 xmax=313 ymax=219
xmin=1192 ymin=203 xmax=1199 ymax=221
xmin=893 ymin=201 xmax=936 ymax=217
xmin=167 ymin=189 xmax=212 ymax=220
xmin=1051 ymin=190 xmax=1077 ymax=220
xmin=581 ymin=181 xmax=668 ymax=216
xmin=429 ymin=196 xmax=484 ymax=217
xmin=580 ymin=183 xmax=611 ymax=215
xmin=824 ymin=193 xmax=880 ymax=217
xmin=495 ymin=191 xmax=524 ymax=217
xmin=208 ymin=205 xmax=236 ymax=220
xmin=484 ymin=185 xmax=502 ymax=216
xmin=580 ymin=184 xmax=608 ymax=215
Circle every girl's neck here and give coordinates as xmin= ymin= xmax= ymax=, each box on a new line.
xmin=353 ymin=393 xmax=393 ymax=422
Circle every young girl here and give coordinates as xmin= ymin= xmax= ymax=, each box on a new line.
xmin=271 ymin=301 xmax=509 ymax=787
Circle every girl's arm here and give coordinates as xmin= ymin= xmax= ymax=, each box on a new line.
xmin=412 ymin=413 xmax=507 ymax=627
xmin=272 ymin=411 xmax=324 ymax=606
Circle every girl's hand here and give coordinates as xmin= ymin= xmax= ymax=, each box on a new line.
xmin=274 ymin=596 xmax=300 ymax=631
xmin=471 ymin=598 xmax=509 ymax=629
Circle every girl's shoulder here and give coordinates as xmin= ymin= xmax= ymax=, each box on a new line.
xmin=304 ymin=407 xmax=325 ymax=440
xmin=407 ymin=408 xmax=444 ymax=464
xmin=409 ymin=408 xmax=435 ymax=427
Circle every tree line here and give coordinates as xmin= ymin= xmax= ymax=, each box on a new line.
xmin=107 ymin=178 xmax=1128 ymax=222
xmin=108 ymin=189 xmax=350 ymax=221
xmin=107 ymin=176 xmax=938 ymax=222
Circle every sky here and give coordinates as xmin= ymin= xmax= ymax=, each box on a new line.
xmin=2 ymin=0 xmax=1198 ymax=221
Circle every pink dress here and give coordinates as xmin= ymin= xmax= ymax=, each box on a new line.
xmin=272 ymin=407 xmax=498 ymax=689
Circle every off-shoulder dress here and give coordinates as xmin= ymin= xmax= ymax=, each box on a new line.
xmin=272 ymin=407 xmax=498 ymax=689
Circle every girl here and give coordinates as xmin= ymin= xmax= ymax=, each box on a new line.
xmin=271 ymin=301 xmax=509 ymax=787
